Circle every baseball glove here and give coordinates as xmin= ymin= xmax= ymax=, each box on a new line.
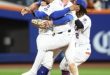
xmin=31 ymin=19 xmax=48 ymax=29
xmin=75 ymin=19 xmax=84 ymax=30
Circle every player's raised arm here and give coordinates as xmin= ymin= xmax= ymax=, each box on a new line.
xmin=21 ymin=1 xmax=41 ymax=16
xmin=51 ymin=14 xmax=74 ymax=25
xmin=33 ymin=4 xmax=79 ymax=19
xmin=50 ymin=4 xmax=79 ymax=20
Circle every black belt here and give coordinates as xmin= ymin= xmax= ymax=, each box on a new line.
xmin=52 ymin=29 xmax=71 ymax=36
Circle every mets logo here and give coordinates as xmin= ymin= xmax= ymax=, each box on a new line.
xmin=93 ymin=31 xmax=110 ymax=55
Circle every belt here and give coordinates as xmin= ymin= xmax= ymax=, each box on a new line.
xmin=52 ymin=29 xmax=71 ymax=36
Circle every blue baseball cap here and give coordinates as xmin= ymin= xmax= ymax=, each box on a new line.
xmin=76 ymin=0 xmax=87 ymax=8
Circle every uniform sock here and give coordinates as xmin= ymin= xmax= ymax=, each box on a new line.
xmin=37 ymin=65 xmax=49 ymax=75
xmin=62 ymin=70 xmax=70 ymax=75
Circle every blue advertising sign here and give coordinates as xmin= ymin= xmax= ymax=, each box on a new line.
xmin=89 ymin=14 xmax=110 ymax=61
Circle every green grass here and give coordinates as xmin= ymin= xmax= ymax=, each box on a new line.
xmin=0 ymin=67 xmax=110 ymax=75
xmin=0 ymin=68 xmax=28 ymax=75
xmin=79 ymin=67 xmax=110 ymax=75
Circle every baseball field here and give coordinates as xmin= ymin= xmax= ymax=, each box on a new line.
xmin=0 ymin=63 xmax=110 ymax=75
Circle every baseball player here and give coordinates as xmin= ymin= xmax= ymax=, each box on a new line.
xmin=59 ymin=4 xmax=92 ymax=75
xmin=21 ymin=1 xmax=54 ymax=75
xmin=21 ymin=0 xmax=79 ymax=75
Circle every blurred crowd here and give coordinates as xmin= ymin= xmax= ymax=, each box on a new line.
xmin=87 ymin=0 xmax=110 ymax=10
xmin=0 ymin=0 xmax=110 ymax=10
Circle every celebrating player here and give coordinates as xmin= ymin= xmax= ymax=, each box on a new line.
xmin=59 ymin=4 xmax=91 ymax=75
xmin=21 ymin=0 xmax=79 ymax=75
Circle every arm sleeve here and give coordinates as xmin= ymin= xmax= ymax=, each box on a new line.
xmin=34 ymin=10 xmax=48 ymax=19
xmin=34 ymin=7 xmax=71 ymax=19
xmin=50 ymin=7 xmax=71 ymax=20
xmin=53 ymin=14 xmax=73 ymax=25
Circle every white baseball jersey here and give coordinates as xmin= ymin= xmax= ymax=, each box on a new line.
xmin=42 ymin=0 xmax=76 ymax=33
xmin=60 ymin=14 xmax=92 ymax=71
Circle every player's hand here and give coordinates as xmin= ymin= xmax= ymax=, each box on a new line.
xmin=69 ymin=4 xmax=80 ymax=11
xmin=21 ymin=2 xmax=38 ymax=16
xmin=21 ymin=7 xmax=32 ymax=16
xmin=31 ymin=19 xmax=52 ymax=29
xmin=43 ymin=20 xmax=53 ymax=28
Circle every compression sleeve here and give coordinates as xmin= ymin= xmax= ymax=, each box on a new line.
xmin=53 ymin=14 xmax=73 ymax=25
xmin=34 ymin=7 xmax=70 ymax=19
xmin=50 ymin=7 xmax=71 ymax=20
xmin=34 ymin=10 xmax=48 ymax=19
